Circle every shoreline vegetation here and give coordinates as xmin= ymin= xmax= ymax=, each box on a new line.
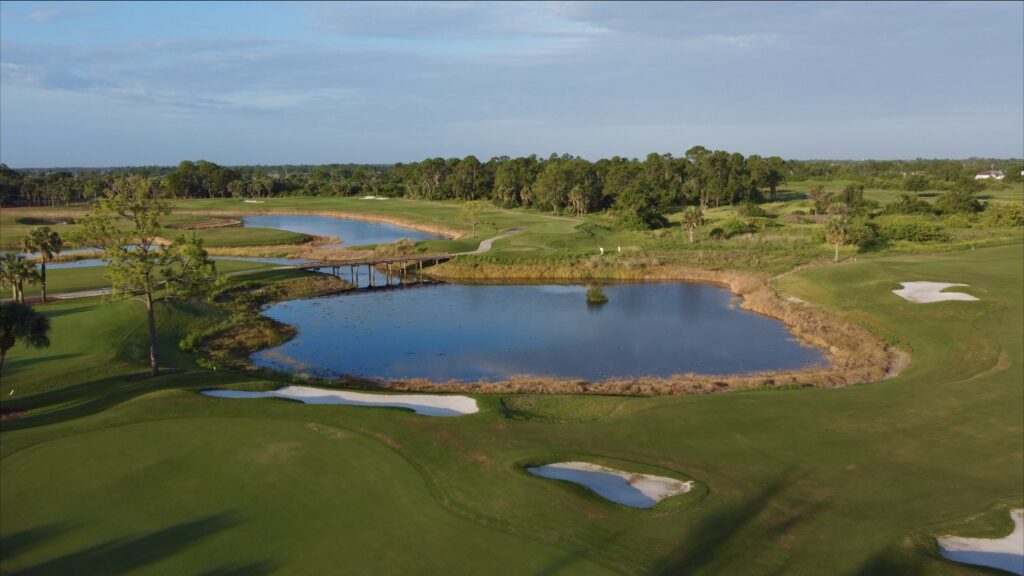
xmin=196 ymin=254 xmax=902 ymax=397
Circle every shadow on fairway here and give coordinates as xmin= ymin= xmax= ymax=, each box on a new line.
xmin=2 ymin=354 xmax=83 ymax=376
xmin=0 ymin=369 xmax=246 ymax=432
xmin=848 ymin=546 xmax=929 ymax=576
xmin=9 ymin=513 xmax=276 ymax=576
xmin=649 ymin=471 xmax=829 ymax=575
xmin=0 ymin=523 xmax=77 ymax=560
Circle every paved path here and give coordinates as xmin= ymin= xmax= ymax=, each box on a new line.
xmin=457 ymin=228 xmax=525 ymax=255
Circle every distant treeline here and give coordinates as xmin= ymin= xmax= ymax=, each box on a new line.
xmin=2 ymin=152 xmax=1021 ymax=214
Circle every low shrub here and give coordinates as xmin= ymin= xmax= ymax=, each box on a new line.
xmin=874 ymin=215 xmax=949 ymax=242
xmin=941 ymin=213 xmax=976 ymax=229
xmin=586 ymin=286 xmax=608 ymax=304
xmin=737 ymin=203 xmax=769 ymax=218
xmin=720 ymin=218 xmax=751 ymax=238
xmin=979 ymin=202 xmax=1024 ymax=227
xmin=847 ymin=218 xmax=879 ymax=247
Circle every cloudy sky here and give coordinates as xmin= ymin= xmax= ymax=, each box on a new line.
xmin=1 ymin=1 xmax=1022 ymax=167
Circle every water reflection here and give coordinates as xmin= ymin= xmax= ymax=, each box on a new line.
xmin=252 ymin=282 xmax=825 ymax=381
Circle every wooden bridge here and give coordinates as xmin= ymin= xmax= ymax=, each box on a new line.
xmin=293 ymin=253 xmax=454 ymax=288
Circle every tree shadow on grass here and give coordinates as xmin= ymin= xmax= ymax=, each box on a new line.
xmin=848 ymin=546 xmax=929 ymax=576
xmin=0 ymin=523 xmax=77 ymax=559
xmin=2 ymin=354 xmax=83 ymax=375
xmin=38 ymin=304 xmax=99 ymax=319
xmin=0 ymin=369 xmax=244 ymax=432
xmin=11 ymin=513 xmax=275 ymax=576
xmin=648 ymin=470 xmax=829 ymax=575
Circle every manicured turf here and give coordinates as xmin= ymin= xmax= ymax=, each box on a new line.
xmin=2 ymin=244 xmax=1021 ymax=575
xmin=0 ymin=208 xmax=307 ymax=248
xmin=17 ymin=260 xmax=281 ymax=298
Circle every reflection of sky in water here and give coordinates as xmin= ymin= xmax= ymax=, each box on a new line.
xmin=30 ymin=256 xmax=314 ymax=270
xmin=253 ymin=283 xmax=825 ymax=381
xmin=242 ymin=215 xmax=444 ymax=247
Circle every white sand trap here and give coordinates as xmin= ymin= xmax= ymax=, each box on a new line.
xmin=201 ymin=385 xmax=478 ymax=417
xmin=937 ymin=509 xmax=1024 ymax=575
xmin=360 ymin=195 xmax=387 ymax=200
xmin=893 ymin=281 xmax=979 ymax=303
xmin=242 ymin=200 xmax=265 ymax=204
xmin=527 ymin=462 xmax=692 ymax=509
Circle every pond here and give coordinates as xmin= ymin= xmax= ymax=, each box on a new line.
xmin=241 ymin=214 xmax=446 ymax=247
xmin=251 ymin=282 xmax=825 ymax=381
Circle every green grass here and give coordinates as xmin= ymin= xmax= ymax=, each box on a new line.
xmin=0 ymin=207 xmax=307 ymax=248
xmin=2 ymin=244 xmax=1021 ymax=574
xmin=782 ymin=179 xmax=1024 ymax=205
xmin=18 ymin=260 xmax=281 ymax=297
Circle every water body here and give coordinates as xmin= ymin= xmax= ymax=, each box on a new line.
xmin=11 ymin=212 xmax=439 ymax=269
xmin=252 ymin=282 xmax=825 ymax=381
xmin=242 ymin=215 xmax=445 ymax=247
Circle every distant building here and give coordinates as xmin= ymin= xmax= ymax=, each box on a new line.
xmin=974 ymin=170 xmax=1005 ymax=180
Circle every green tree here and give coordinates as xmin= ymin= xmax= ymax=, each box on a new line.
xmin=81 ymin=176 xmax=222 ymax=376
xmin=901 ymin=174 xmax=930 ymax=192
xmin=825 ymin=214 xmax=851 ymax=263
xmin=20 ymin=226 xmax=63 ymax=302
xmin=0 ymin=254 xmax=39 ymax=304
xmin=679 ymin=206 xmax=704 ymax=243
xmin=807 ymin=186 xmax=830 ymax=215
xmin=460 ymin=200 xmax=483 ymax=238
xmin=615 ymin=186 xmax=668 ymax=230
xmin=0 ymin=301 xmax=51 ymax=381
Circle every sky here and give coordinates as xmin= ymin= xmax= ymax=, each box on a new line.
xmin=0 ymin=1 xmax=1022 ymax=167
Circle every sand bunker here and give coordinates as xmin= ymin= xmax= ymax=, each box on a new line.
xmin=937 ymin=509 xmax=1024 ymax=575
xmin=893 ymin=282 xmax=979 ymax=303
xmin=201 ymin=385 xmax=478 ymax=417
xmin=527 ymin=462 xmax=692 ymax=508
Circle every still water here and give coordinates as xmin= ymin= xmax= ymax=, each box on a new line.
xmin=242 ymin=215 xmax=445 ymax=247
xmin=251 ymin=282 xmax=825 ymax=381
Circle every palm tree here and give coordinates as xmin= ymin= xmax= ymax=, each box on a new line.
xmin=0 ymin=254 xmax=40 ymax=303
xmin=0 ymin=301 xmax=51 ymax=381
xmin=20 ymin=227 xmax=63 ymax=302
xmin=825 ymin=215 xmax=850 ymax=263
xmin=680 ymin=206 xmax=704 ymax=243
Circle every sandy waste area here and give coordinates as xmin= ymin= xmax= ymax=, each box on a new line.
xmin=893 ymin=281 xmax=979 ymax=303
xmin=202 ymin=385 xmax=478 ymax=416
xmin=937 ymin=509 xmax=1024 ymax=575
xmin=528 ymin=461 xmax=692 ymax=508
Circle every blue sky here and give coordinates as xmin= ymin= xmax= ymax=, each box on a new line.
xmin=1 ymin=1 xmax=1022 ymax=167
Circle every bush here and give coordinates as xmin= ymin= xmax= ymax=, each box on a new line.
xmin=708 ymin=227 xmax=725 ymax=240
xmin=935 ymin=188 xmax=982 ymax=214
xmin=586 ymin=286 xmax=608 ymax=304
xmin=979 ymin=202 xmax=1024 ymax=227
xmin=874 ymin=215 xmax=949 ymax=242
xmin=882 ymin=193 xmax=934 ymax=216
xmin=720 ymin=218 xmax=751 ymax=238
xmin=941 ymin=213 xmax=976 ymax=229
xmin=737 ymin=202 xmax=769 ymax=217
xmin=847 ymin=218 xmax=879 ymax=247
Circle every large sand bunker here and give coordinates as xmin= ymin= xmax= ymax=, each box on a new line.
xmin=201 ymin=385 xmax=478 ymax=417
xmin=527 ymin=461 xmax=692 ymax=508
xmin=936 ymin=509 xmax=1024 ymax=575
xmin=893 ymin=282 xmax=979 ymax=303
